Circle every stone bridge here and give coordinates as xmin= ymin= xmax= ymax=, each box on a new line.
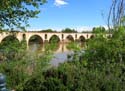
xmin=0 ymin=32 xmax=94 ymax=45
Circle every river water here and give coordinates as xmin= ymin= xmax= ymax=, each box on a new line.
xmin=28 ymin=43 xmax=84 ymax=66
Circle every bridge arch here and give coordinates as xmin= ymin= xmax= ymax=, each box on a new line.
xmin=90 ymin=35 xmax=94 ymax=39
xmin=0 ymin=32 xmax=22 ymax=43
xmin=66 ymin=35 xmax=74 ymax=42
xmin=1 ymin=35 xmax=19 ymax=44
xmin=49 ymin=35 xmax=60 ymax=43
xmin=79 ymin=36 xmax=86 ymax=42
xmin=28 ymin=35 xmax=43 ymax=45
xmin=1 ymin=35 xmax=19 ymax=42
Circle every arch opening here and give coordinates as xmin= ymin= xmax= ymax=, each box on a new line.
xmin=49 ymin=35 xmax=60 ymax=43
xmin=62 ymin=34 xmax=64 ymax=39
xmin=79 ymin=36 xmax=86 ymax=42
xmin=28 ymin=35 xmax=43 ymax=45
xmin=28 ymin=35 xmax=43 ymax=52
xmin=45 ymin=34 xmax=47 ymax=39
xmin=75 ymin=34 xmax=77 ymax=39
xmin=0 ymin=35 xmax=20 ymax=61
xmin=23 ymin=34 xmax=26 ymax=40
xmin=90 ymin=35 xmax=94 ymax=39
xmin=1 ymin=35 xmax=19 ymax=45
xmin=66 ymin=35 xmax=74 ymax=43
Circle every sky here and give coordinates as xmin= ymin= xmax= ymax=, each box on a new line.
xmin=27 ymin=0 xmax=112 ymax=31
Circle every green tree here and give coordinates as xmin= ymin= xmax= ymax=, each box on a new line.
xmin=62 ymin=28 xmax=77 ymax=33
xmin=49 ymin=35 xmax=60 ymax=43
xmin=41 ymin=29 xmax=57 ymax=32
xmin=0 ymin=0 xmax=46 ymax=30
xmin=92 ymin=26 xmax=106 ymax=34
xmin=0 ymin=34 xmax=27 ymax=61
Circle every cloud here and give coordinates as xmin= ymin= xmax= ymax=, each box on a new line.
xmin=54 ymin=0 xmax=68 ymax=7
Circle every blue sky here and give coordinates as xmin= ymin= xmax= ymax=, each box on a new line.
xmin=28 ymin=0 xmax=112 ymax=31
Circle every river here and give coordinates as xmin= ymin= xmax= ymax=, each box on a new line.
xmin=28 ymin=43 xmax=84 ymax=66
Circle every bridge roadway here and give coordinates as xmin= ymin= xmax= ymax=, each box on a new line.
xmin=0 ymin=31 xmax=94 ymax=45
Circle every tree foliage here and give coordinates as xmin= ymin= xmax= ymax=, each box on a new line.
xmin=1 ymin=0 xmax=125 ymax=91
xmin=49 ymin=35 xmax=60 ymax=43
xmin=0 ymin=34 xmax=26 ymax=61
xmin=62 ymin=28 xmax=77 ymax=33
xmin=92 ymin=26 xmax=106 ymax=34
xmin=41 ymin=29 xmax=57 ymax=32
xmin=0 ymin=0 xmax=46 ymax=30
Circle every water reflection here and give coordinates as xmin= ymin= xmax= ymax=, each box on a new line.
xmin=28 ymin=43 xmax=72 ymax=53
xmin=28 ymin=42 xmax=84 ymax=66
xmin=51 ymin=51 xmax=73 ymax=66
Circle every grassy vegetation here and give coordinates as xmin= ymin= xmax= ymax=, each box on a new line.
xmin=0 ymin=26 xmax=125 ymax=90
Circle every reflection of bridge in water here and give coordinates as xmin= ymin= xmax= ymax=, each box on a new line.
xmin=54 ymin=43 xmax=69 ymax=53
xmin=28 ymin=43 xmax=76 ymax=53
xmin=0 ymin=32 xmax=94 ymax=46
